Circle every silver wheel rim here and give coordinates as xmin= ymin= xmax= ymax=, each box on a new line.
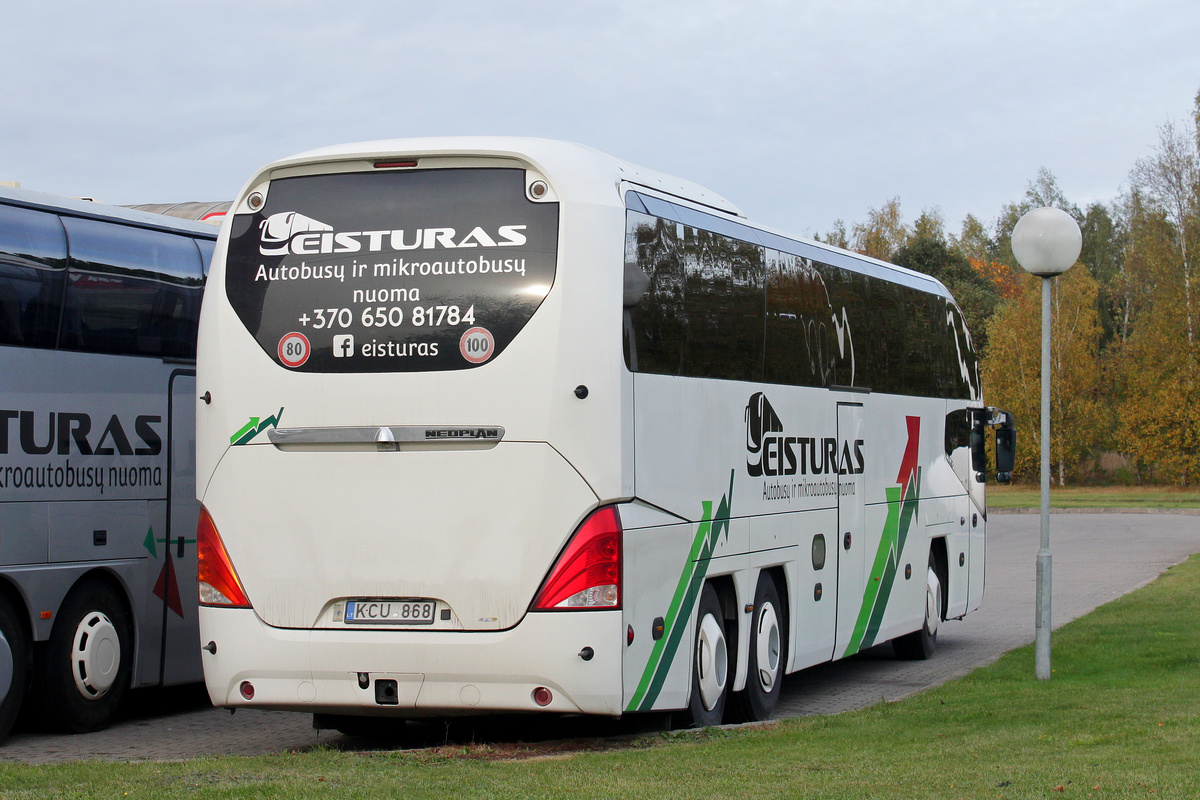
xmin=696 ymin=612 xmax=728 ymax=711
xmin=925 ymin=567 xmax=941 ymax=639
xmin=71 ymin=611 xmax=120 ymax=699
xmin=755 ymin=601 xmax=781 ymax=692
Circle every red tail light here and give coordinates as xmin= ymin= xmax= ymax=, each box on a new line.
xmin=197 ymin=506 xmax=252 ymax=608
xmin=532 ymin=506 xmax=621 ymax=610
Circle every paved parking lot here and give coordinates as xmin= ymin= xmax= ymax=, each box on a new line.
xmin=2 ymin=512 xmax=1196 ymax=764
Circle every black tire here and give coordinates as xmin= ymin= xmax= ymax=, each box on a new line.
xmin=730 ymin=573 xmax=786 ymax=722
xmin=0 ymin=596 xmax=29 ymax=743
xmin=31 ymin=579 xmax=133 ymax=733
xmin=893 ymin=554 xmax=942 ymax=661
xmin=679 ymin=583 xmax=729 ymax=728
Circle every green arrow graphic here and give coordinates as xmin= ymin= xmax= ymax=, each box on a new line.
xmin=231 ymin=408 xmax=285 ymax=445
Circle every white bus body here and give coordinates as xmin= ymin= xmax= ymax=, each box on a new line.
xmin=0 ymin=185 xmax=214 ymax=740
xmin=196 ymin=138 xmax=993 ymax=726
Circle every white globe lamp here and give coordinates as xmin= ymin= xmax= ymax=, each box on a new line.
xmin=1012 ymin=207 xmax=1081 ymax=277
xmin=1011 ymin=206 xmax=1081 ymax=681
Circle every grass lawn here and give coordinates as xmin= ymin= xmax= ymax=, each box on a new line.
xmin=3 ymin=555 xmax=1200 ymax=798
xmin=987 ymin=483 xmax=1200 ymax=510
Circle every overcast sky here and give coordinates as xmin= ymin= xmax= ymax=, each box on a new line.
xmin=3 ymin=0 xmax=1198 ymax=238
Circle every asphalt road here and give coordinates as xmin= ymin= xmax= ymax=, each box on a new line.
xmin=2 ymin=512 xmax=1196 ymax=764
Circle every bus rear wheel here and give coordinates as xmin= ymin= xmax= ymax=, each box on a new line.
xmin=33 ymin=580 xmax=132 ymax=733
xmin=0 ymin=597 xmax=29 ymax=743
xmin=730 ymin=573 xmax=785 ymax=722
xmin=679 ymin=584 xmax=728 ymax=728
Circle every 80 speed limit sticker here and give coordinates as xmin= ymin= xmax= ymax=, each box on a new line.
xmin=277 ymin=331 xmax=311 ymax=368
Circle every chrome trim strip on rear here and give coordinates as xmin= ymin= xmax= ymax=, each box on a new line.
xmin=268 ymin=425 xmax=505 ymax=450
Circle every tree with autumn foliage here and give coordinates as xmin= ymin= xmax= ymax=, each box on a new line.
xmin=850 ymin=197 xmax=908 ymax=261
xmin=1108 ymin=112 xmax=1200 ymax=483
xmin=982 ymin=267 xmax=1104 ymax=484
xmin=821 ymin=87 xmax=1200 ymax=484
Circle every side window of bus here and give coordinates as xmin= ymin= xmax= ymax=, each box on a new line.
xmin=764 ymin=250 xmax=836 ymax=388
xmin=625 ymin=213 xmax=688 ymax=375
xmin=947 ymin=302 xmax=981 ymax=401
xmin=680 ymin=226 xmax=764 ymax=381
xmin=626 ymin=212 xmax=765 ymax=381
xmin=818 ymin=267 xmax=864 ymax=388
xmin=944 ymin=408 xmax=972 ymax=458
xmin=625 ymin=203 xmax=981 ymax=402
xmin=0 ymin=203 xmax=68 ymax=349
xmin=59 ymin=217 xmax=205 ymax=359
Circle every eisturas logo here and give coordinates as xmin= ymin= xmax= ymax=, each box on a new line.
xmin=259 ymin=212 xmax=331 ymax=256
xmin=745 ymin=392 xmax=783 ymax=477
xmin=744 ymin=392 xmax=864 ymax=477
xmin=258 ymin=211 xmax=528 ymax=257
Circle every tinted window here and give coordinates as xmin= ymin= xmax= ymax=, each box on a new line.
xmin=624 ymin=213 xmax=688 ymax=374
xmin=624 ymin=198 xmax=981 ymax=401
xmin=0 ymin=203 xmax=67 ymax=348
xmin=681 ymin=225 xmax=764 ymax=380
xmin=946 ymin=302 xmax=981 ymax=399
xmin=60 ymin=217 xmax=204 ymax=358
xmin=764 ymin=251 xmax=837 ymax=388
xmin=224 ymin=168 xmax=559 ymax=373
xmin=624 ymin=213 xmax=766 ymax=380
xmin=944 ymin=408 xmax=972 ymax=457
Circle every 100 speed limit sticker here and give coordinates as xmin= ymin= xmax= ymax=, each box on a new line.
xmin=459 ymin=327 xmax=495 ymax=364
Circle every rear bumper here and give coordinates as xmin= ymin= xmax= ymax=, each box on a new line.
xmin=198 ymin=606 xmax=624 ymax=716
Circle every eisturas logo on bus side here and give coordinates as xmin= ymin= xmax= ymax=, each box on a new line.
xmin=744 ymin=392 xmax=863 ymax=477
xmin=258 ymin=211 xmax=529 ymax=256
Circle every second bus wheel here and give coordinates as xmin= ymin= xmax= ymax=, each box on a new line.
xmin=0 ymin=596 xmax=30 ymax=744
xmin=729 ymin=573 xmax=786 ymax=722
xmin=32 ymin=579 xmax=133 ymax=733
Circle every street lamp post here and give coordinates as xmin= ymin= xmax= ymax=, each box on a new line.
xmin=1011 ymin=207 xmax=1082 ymax=681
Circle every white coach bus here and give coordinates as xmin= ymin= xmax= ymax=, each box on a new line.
xmin=195 ymin=138 xmax=1013 ymax=729
xmin=0 ymin=185 xmax=216 ymax=740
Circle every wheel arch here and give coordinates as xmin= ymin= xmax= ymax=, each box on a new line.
xmin=0 ymin=561 xmax=146 ymax=646
xmin=758 ymin=566 xmax=789 ymax=622
xmin=68 ymin=566 xmax=137 ymax=618
xmin=0 ymin=576 xmax=33 ymax=644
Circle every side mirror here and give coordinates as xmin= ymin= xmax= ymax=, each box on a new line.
xmin=995 ymin=425 xmax=1016 ymax=484
xmin=970 ymin=407 xmax=1016 ymax=484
